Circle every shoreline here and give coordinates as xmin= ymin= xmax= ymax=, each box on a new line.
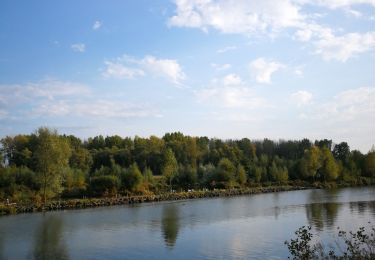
xmin=0 ymin=185 xmax=313 ymax=216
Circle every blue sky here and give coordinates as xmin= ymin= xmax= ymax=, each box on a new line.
xmin=0 ymin=0 xmax=375 ymax=152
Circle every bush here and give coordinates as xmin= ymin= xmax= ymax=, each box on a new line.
xmin=121 ymin=163 xmax=144 ymax=192
xmin=90 ymin=175 xmax=120 ymax=196
xmin=285 ymin=224 xmax=375 ymax=259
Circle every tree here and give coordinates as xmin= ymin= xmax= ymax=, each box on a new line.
xmin=64 ymin=168 xmax=87 ymax=194
xmin=365 ymin=152 xmax=375 ymax=178
xmin=122 ymin=163 xmax=143 ymax=192
xmin=332 ymin=142 xmax=350 ymax=163
xmin=33 ymin=128 xmax=71 ymax=203
xmin=90 ymin=175 xmax=120 ymax=196
xmin=69 ymin=147 xmax=92 ymax=173
xmin=314 ymin=139 xmax=332 ymax=150
xmin=0 ymin=152 xmax=3 ymax=168
xmin=198 ymin=163 xmax=215 ymax=187
xmin=177 ymin=164 xmax=197 ymax=189
xmin=299 ymin=146 xmax=321 ymax=181
xmin=236 ymin=164 xmax=247 ymax=186
xmin=143 ymin=167 xmax=154 ymax=189
xmin=270 ymin=162 xmax=289 ymax=183
xmin=162 ymin=148 xmax=178 ymax=191
xmin=252 ymin=166 xmax=262 ymax=183
xmin=215 ymin=158 xmax=235 ymax=188
xmin=320 ymin=147 xmax=338 ymax=181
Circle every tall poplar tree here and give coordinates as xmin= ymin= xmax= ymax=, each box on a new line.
xmin=33 ymin=128 xmax=71 ymax=203
xmin=162 ymin=148 xmax=178 ymax=191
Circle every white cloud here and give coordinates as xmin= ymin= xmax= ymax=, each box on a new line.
xmin=139 ymin=56 xmax=186 ymax=85
xmin=344 ymin=8 xmax=363 ymax=17
xmin=0 ymin=79 xmax=160 ymax=119
xmin=222 ymin=73 xmax=242 ymax=85
xmin=292 ymin=22 xmax=375 ymax=62
xmin=332 ymin=87 xmax=375 ymax=120
xmin=195 ymin=78 xmax=266 ymax=109
xmin=314 ymin=31 xmax=375 ymax=62
xmin=294 ymin=67 xmax=304 ymax=76
xmin=0 ymin=79 xmax=90 ymax=102
xmin=169 ymin=0 xmax=304 ymax=36
xmin=290 ymin=90 xmax=313 ymax=106
xmin=0 ymin=79 xmax=91 ymax=119
xmin=103 ymin=55 xmax=186 ymax=85
xmin=169 ymin=1 xmax=375 ymax=62
xmin=294 ymin=28 xmax=313 ymax=41
xmin=195 ymin=85 xmax=266 ymax=108
xmin=211 ymin=63 xmax=231 ymax=71
xmin=293 ymin=22 xmax=333 ymax=43
xmin=308 ymin=87 xmax=375 ymax=121
xmin=249 ymin=58 xmax=285 ymax=84
xmin=102 ymin=61 xmax=145 ymax=79
xmin=306 ymin=0 xmax=375 ymax=9
xmin=31 ymin=99 xmax=159 ymax=119
xmin=217 ymin=45 xmax=237 ymax=53
xmin=93 ymin=21 xmax=102 ymax=30
xmin=71 ymin=43 xmax=86 ymax=52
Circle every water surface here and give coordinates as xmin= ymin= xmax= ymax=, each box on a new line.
xmin=1 ymin=187 xmax=375 ymax=259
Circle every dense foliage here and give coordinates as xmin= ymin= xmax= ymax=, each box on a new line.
xmin=0 ymin=127 xmax=374 ymax=203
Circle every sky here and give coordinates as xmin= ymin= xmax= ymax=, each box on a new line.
xmin=0 ymin=0 xmax=375 ymax=152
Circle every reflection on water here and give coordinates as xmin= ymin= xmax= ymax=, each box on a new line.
xmin=350 ymin=201 xmax=375 ymax=216
xmin=305 ymin=189 xmax=340 ymax=231
xmin=1 ymin=187 xmax=375 ymax=259
xmin=306 ymin=202 xmax=340 ymax=231
xmin=161 ymin=204 xmax=180 ymax=248
xmin=32 ymin=215 xmax=68 ymax=260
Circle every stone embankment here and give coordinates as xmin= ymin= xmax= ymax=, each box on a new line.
xmin=0 ymin=186 xmax=310 ymax=216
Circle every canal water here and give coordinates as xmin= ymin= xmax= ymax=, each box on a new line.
xmin=1 ymin=187 xmax=375 ymax=259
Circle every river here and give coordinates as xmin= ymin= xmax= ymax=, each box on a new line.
xmin=1 ymin=187 xmax=375 ymax=259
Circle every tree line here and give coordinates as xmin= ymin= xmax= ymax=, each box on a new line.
xmin=0 ymin=127 xmax=374 ymax=203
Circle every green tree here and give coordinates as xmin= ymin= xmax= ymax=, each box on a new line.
xmin=198 ymin=163 xmax=215 ymax=187
xmin=177 ymin=164 xmax=197 ymax=189
xmin=299 ymin=146 xmax=321 ymax=181
xmin=215 ymin=158 xmax=235 ymax=188
xmin=253 ymin=166 xmax=262 ymax=183
xmin=69 ymin=147 xmax=92 ymax=173
xmin=365 ymin=151 xmax=375 ymax=178
xmin=33 ymin=128 xmax=71 ymax=203
xmin=236 ymin=164 xmax=247 ymax=186
xmin=122 ymin=163 xmax=143 ymax=192
xmin=64 ymin=168 xmax=87 ymax=195
xmin=162 ymin=148 xmax=178 ymax=191
xmin=320 ymin=147 xmax=339 ymax=181
xmin=270 ymin=162 xmax=289 ymax=183
xmin=90 ymin=175 xmax=120 ymax=196
xmin=143 ymin=167 xmax=154 ymax=189
xmin=332 ymin=142 xmax=350 ymax=163
xmin=0 ymin=152 xmax=3 ymax=168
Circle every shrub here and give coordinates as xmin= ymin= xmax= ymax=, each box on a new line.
xmin=285 ymin=224 xmax=375 ymax=259
xmin=90 ymin=175 xmax=120 ymax=196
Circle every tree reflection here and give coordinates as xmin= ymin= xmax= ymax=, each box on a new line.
xmin=305 ymin=189 xmax=341 ymax=231
xmin=306 ymin=202 xmax=341 ymax=230
xmin=306 ymin=198 xmax=341 ymax=230
xmin=350 ymin=201 xmax=375 ymax=216
xmin=32 ymin=214 xmax=68 ymax=260
xmin=161 ymin=204 xmax=180 ymax=249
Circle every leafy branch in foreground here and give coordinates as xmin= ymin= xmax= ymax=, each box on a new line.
xmin=285 ymin=224 xmax=375 ymax=259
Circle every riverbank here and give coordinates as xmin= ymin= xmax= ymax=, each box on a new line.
xmin=0 ymin=185 xmax=314 ymax=216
